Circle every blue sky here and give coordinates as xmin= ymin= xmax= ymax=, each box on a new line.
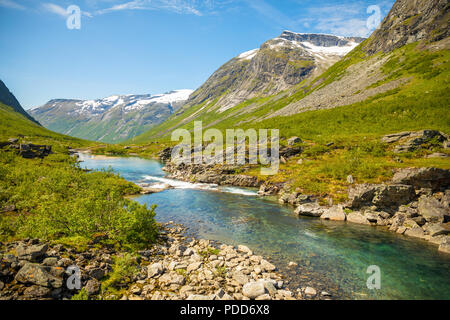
xmin=0 ymin=0 xmax=394 ymax=109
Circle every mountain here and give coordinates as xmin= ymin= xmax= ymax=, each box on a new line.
xmin=130 ymin=32 xmax=365 ymax=141
xmin=30 ymin=90 xmax=193 ymax=143
xmin=131 ymin=0 xmax=449 ymax=144
xmin=0 ymin=79 xmax=39 ymax=125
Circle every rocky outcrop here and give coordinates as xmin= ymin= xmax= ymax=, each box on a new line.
xmin=381 ymin=130 xmax=449 ymax=154
xmin=364 ymin=0 xmax=449 ymax=55
xmin=392 ymin=167 xmax=450 ymax=191
xmin=0 ymin=140 xmax=52 ymax=159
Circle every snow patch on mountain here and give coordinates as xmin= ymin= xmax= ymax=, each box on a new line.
xmin=73 ymin=90 xmax=193 ymax=115
xmin=237 ymin=49 xmax=259 ymax=61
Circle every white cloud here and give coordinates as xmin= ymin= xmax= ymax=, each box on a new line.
xmin=0 ymin=0 xmax=26 ymax=10
xmin=42 ymin=3 xmax=93 ymax=18
xmin=95 ymin=0 xmax=206 ymax=16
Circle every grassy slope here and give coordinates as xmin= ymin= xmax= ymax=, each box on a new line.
xmin=0 ymin=102 xmax=158 ymax=249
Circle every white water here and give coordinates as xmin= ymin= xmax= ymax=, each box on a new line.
xmin=142 ymin=175 xmax=258 ymax=196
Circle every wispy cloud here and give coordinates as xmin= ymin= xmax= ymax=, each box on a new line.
xmin=42 ymin=3 xmax=93 ymax=18
xmin=243 ymin=0 xmax=296 ymax=30
xmin=0 ymin=0 xmax=26 ymax=10
xmin=95 ymin=0 xmax=207 ymax=16
xmin=295 ymin=1 xmax=395 ymax=37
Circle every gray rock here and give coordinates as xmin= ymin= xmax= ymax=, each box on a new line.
xmin=260 ymin=259 xmax=276 ymax=272
xmin=147 ymin=263 xmax=164 ymax=278
xmin=295 ymin=202 xmax=326 ymax=217
xmin=304 ymin=286 xmax=317 ymax=297
xmin=232 ymin=271 xmax=249 ymax=285
xmin=23 ymin=285 xmax=51 ymax=298
xmin=287 ymin=136 xmax=302 ymax=146
xmin=392 ymin=167 xmax=450 ymax=191
xmin=15 ymin=263 xmax=63 ymax=288
xmin=320 ymin=206 xmax=346 ymax=221
xmin=16 ymin=243 xmax=48 ymax=262
xmin=242 ymin=282 xmax=266 ymax=299
xmin=347 ymin=211 xmax=370 ymax=225
xmin=42 ymin=257 xmax=58 ymax=266
xmin=85 ymin=279 xmax=100 ymax=296
xmin=418 ymin=196 xmax=449 ymax=223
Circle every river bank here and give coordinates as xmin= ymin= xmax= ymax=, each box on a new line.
xmin=0 ymin=222 xmax=329 ymax=300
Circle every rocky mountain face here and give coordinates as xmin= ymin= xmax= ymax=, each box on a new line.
xmin=0 ymin=80 xmax=39 ymax=125
xmin=30 ymin=90 xmax=193 ymax=143
xmin=185 ymin=31 xmax=364 ymax=113
xmin=364 ymin=0 xmax=449 ymax=54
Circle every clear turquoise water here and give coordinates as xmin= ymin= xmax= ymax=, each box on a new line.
xmin=79 ymin=154 xmax=450 ymax=300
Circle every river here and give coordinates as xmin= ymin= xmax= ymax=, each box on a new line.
xmin=78 ymin=153 xmax=450 ymax=300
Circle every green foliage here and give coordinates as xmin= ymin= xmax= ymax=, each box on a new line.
xmin=101 ymin=253 xmax=139 ymax=299
xmin=0 ymin=151 xmax=158 ymax=248
xmin=71 ymin=288 xmax=89 ymax=300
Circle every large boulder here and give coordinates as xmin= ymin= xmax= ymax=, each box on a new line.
xmin=417 ymin=196 xmax=449 ymax=223
xmin=15 ymin=263 xmax=63 ymax=288
xmin=348 ymin=184 xmax=416 ymax=209
xmin=295 ymin=203 xmax=326 ymax=217
xmin=320 ymin=206 xmax=347 ymax=221
xmin=392 ymin=167 xmax=450 ymax=191
xmin=381 ymin=130 xmax=448 ymax=153
xmin=16 ymin=243 xmax=48 ymax=262
xmin=346 ymin=211 xmax=370 ymax=225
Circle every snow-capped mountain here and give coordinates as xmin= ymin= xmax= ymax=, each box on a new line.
xmin=30 ymin=90 xmax=193 ymax=143
xmin=182 ymin=31 xmax=365 ymax=114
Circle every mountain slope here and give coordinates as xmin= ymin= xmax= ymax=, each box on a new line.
xmin=31 ymin=90 xmax=193 ymax=143
xmin=129 ymin=32 xmax=364 ymax=142
xmin=0 ymin=80 xmax=39 ymax=125
xmin=131 ymin=0 xmax=448 ymax=145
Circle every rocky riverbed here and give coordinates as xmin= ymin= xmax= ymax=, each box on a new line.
xmin=0 ymin=223 xmax=330 ymax=300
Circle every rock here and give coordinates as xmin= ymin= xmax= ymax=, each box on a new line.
xmin=426 ymin=153 xmax=449 ymax=159
xmin=423 ymin=223 xmax=450 ymax=237
xmin=237 ymin=245 xmax=252 ymax=254
xmin=242 ymin=282 xmax=266 ymax=299
xmin=304 ymin=287 xmax=317 ymax=297
xmin=385 ymin=130 xmax=447 ymax=153
xmin=88 ymin=268 xmax=105 ymax=280
xmin=347 ymin=175 xmax=354 ymax=184
xmin=348 ymin=184 xmax=379 ymax=208
xmin=16 ymin=243 xmax=48 ymax=262
xmin=187 ymin=294 xmax=215 ymax=300
xmin=288 ymin=261 xmax=298 ymax=268
xmin=438 ymin=237 xmax=450 ymax=254
xmin=261 ymin=280 xmax=277 ymax=296
xmin=23 ymin=285 xmax=51 ymax=298
xmin=2 ymin=204 xmax=16 ymax=212
xmin=320 ymin=206 xmax=346 ymax=221
xmin=147 ymin=263 xmax=164 ymax=278
xmin=371 ymin=185 xmax=416 ymax=208
xmin=287 ymin=136 xmax=302 ymax=146
xmin=381 ymin=132 xmax=412 ymax=144
xmin=404 ymin=226 xmax=426 ymax=239
xmin=8 ymin=138 xmax=19 ymax=143
xmin=392 ymin=167 xmax=450 ymax=191
xmin=15 ymin=263 xmax=63 ymax=288
xmin=187 ymin=262 xmax=202 ymax=273
xmin=295 ymin=202 xmax=326 ymax=217
xmin=346 ymin=211 xmax=369 ymax=225
xmin=158 ymin=272 xmax=185 ymax=286
xmin=255 ymin=294 xmax=271 ymax=300
xmin=418 ymin=196 xmax=449 ymax=223
xmin=85 ymin=279 xmax=100 ymax=296
xmin=42 ymin=257 xmax=58 ymax=266
xmin=260 ymin=259 xmax=276 ymax=272
xmin=232 ymin=271 xmax=249 ymax=285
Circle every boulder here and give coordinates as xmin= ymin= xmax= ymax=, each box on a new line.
xmin=438 ymin=237 xmax=450 ymax=254
xmin=348 ymin=184 xmax=379 ymax=208
xmin=147 ymin=263 xmax=164 ymax=278
xmin=346 ymin=211 xmax=369 ymax=225
xmin=320 ymin=206 xmax=346 ymax=221
xmin=158 ymin=272 xmax=185 ymax=286
xmin=418 ymin=196 xmax=449 ymax=223
xmin=304 ymin=286 xmax=317 ymax=297
xmin=371 ymin=185 xmax=416 ymax=208
xmin=392 ymin=167 xmax=450 ymax=191
xmin=423 ymin=223 xmax=450 ymax=237
xmin=260 ymin=259 xmax=276 ymax=272
xmin=15 ymin=263 xmax=63 ymax=288
xmin=23 ymin=285 xmax=51 ymax=298
xmin=287 ymin=136 xmax=302 ymax=146
xmin=242 ymin=282 xmax=266 ymax=299
xmin=16 ymin=243 xmax=48 ymax=262
xmin=295 ymin=203 xmax=326 ymax=217
xmin=85 ymin=279 xmax=100 ymax=296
